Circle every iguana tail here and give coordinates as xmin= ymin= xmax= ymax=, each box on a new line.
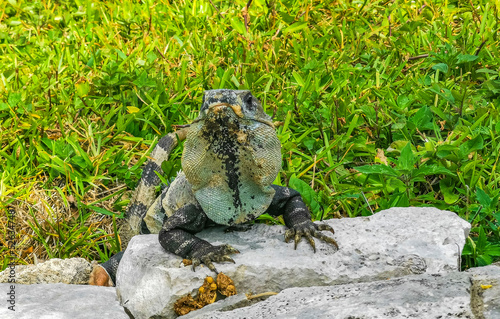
xmin=119 ymin=127 xmax=189 ymax=249
xmin=90 ymin=128 xmax=189 ymax=287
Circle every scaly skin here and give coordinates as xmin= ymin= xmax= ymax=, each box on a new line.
xmin=90 ymin=89 xmax=338 ymax=286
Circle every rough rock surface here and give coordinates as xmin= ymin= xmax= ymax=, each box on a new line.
xmin=116 ymin=207 xmax=470 ymax=319
xmin=0 ymin=283 xmax=129 ymax=319
xmin=183 ymin=265 xmax=500 ymax=319
xmin=0 ymin=258 xmax=94 ymax=285
xmin=468 ymin=265 xmax=500 ymax=318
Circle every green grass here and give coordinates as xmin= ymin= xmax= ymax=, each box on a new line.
xmin=1 ymin=0 xmax=500 ymax=270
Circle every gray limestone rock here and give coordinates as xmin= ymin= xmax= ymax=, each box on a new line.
xmin=0 ymin=258 xmax=94 ymax=285
xmin=116 ymin=207 xmax=470 ymax=319
xmin=184 ymin=265 xmax=500 ymax=319
xmin=468 ymin=265 xmax=500 ymax=319
xmin=0 ymin=283 xmax=129 ymax=319
xmin=184 ymin=271 xmax=474 ymax=319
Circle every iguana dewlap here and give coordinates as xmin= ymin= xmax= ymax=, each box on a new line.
xmin=91 ymin=89 xmax=338 ymax=286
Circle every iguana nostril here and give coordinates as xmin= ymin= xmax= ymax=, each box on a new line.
xmin=206 ymin=103 xmax=244 ymax=118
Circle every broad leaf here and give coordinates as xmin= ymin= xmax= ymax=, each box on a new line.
xmin=414 ymin=165 xmax=454 ymax=177
xmin=432 ymin=63 xmax=448 ymax=73
xmin=439 ymin=178 xmax=459 ymax=204
xmin=476 ymin=187 xmax=491 ymax=208
xmin=456 ymin=54 xmax=479 ymax=64
xmin=356 ymin=164 xmax=399 ymax=177
xmin=458 ymin=135 xmax=484 ymax=160
xmin=397 ymin=142 xmax=414 ymax=171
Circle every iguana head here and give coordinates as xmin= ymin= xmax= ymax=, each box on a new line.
xmin=196 ymin=89 xmax=275 ymax=127
xmin=182 ymin=89 xmax=282 ymax=225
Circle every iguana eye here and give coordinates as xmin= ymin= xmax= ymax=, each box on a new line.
xmin=245 ymin=93 xmax=254 ymax=110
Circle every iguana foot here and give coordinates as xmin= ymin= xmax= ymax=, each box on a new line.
xmin=190 ymin=244 xmax=240 ymax=273
xmin=284 ymin=221 xmax=338 ymax=252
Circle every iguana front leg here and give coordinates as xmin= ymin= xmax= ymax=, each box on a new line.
xmin=266 ymin=185 xmax=339 ymax=252
xmin=158 ymin=204 xmax=239 ymax=273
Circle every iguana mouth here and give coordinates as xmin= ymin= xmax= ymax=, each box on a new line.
xmin=204 ymin=103 xmax=275 ymax=129
xmin=208 ymin=103 xmax=244 ymax=118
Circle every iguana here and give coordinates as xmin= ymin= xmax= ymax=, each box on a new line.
xmin=90 ymin=89 xmax=338 ymax=286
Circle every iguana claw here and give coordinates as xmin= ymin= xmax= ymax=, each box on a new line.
xmin=285 ymin=221 xmax=338 ymax=252
xmin=190 ymin=244 xmax=239 ymax=273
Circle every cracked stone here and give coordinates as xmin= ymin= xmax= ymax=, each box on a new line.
xmin=116 ymin=207 xmax=470 ymax=319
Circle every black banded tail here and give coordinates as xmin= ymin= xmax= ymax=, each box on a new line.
xmin=120 ymin=128 xmax=189 ymax=247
